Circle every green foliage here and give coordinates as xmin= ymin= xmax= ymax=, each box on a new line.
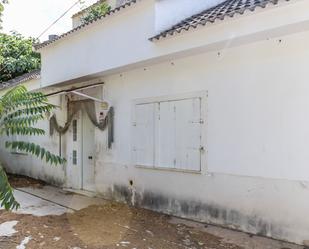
xmin=0 ymin=168 xmax=19 ymax=210
xmin=0 ymin=85 xmax=66 ymax=210
xmin=0 ymin=5 xmax=3 ymax=29
xmin=0 ymin=0 xmax=8 ymax=29
xmin=0 ymin=32 xmax=41 ymax=83
xmin=80 ymin=2 xmax=111 ymax=24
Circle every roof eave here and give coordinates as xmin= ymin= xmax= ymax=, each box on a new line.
xmin=34 ymin=0 xmax=139 ymax=51
xmin=149 ymin=0 xmax=290 ymax=42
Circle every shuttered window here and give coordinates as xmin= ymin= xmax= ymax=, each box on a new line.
xmin=133 ymin=94 xmax=204 ymax=172
xmin=133 ymin=103 xmax=156 ymax=167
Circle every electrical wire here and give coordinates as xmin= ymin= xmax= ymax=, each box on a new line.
xmin=36 ymin=0 xmax=82 ymax=39
xmin=0 ymin=0 xmax=82 ymax=75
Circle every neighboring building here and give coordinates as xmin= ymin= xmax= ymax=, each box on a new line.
xmin=2 ymin=0 xmax=309 ymax=245
xmin=72 ymin=0 xmax=130 ymax=28
xmin=0 ymin=69 xmax=41 ymax=91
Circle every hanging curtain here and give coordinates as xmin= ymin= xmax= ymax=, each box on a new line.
xmin=50 ymin=99 xmax=114 ymax=148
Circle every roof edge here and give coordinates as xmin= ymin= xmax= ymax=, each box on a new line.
xmin=0 ymin=69 xmax=41 ymax=90
xmin=149 ymin=0 xmax=289 ymax=41
xmin=34 ymin=0 xmax=139 ymax=50
xmin=72 ymin=0 xmax=106 ymax=18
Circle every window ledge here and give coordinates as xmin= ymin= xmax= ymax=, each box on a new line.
xmin=135 ymin=165 xmax=202 ymax=174
xmin=10 ymin=152 xmax=28 ymax=156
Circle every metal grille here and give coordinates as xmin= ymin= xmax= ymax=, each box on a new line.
xmin=73 ymin=120 xmax=77 ymax=141
xmin=73 ymin=150 xmax=77 ymax=165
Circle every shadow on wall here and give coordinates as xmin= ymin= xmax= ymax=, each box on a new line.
xmin=0 ymin=154 xmax=65 ymax=187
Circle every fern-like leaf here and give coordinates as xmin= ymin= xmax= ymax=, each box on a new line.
xmin=0 ymin=166 xmax=20 ymax=211
xmin=3 ymin=126 xmax=45 ymax=136
xmin=0 ymin=86 xmax=66 ymax=210
xmin=5 ymin=141 xmax=66 ymax=165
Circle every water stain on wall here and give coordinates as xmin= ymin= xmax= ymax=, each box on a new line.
xmin=109 ymin=184 xmax=287 ymax=241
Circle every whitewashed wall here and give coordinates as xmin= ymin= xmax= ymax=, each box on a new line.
xmin=4 ymin=0 xmax=309 ymax=245
xmin=155 ymin=0 xmax=226 ymax=32
xmin=99 ymin=29 xmax=309 ymax=181
xmin=39 ymin=0 xmax=309 ymax=87
xmin=4 ymin=29 xmax=309 ymax=244
xmin=91 ymin=29 xmax=309 ymax=244
xmin=0 ymin=79 xmax=106 ymax=185
xmin=0 ymin=82 xmax=67 ymax=185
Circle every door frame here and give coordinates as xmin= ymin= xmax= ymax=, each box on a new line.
xmin=81 ymin=109 xmax=96 ymax=191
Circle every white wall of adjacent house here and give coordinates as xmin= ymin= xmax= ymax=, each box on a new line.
xmin=71 ymin=0 xmax=128 ymax=28
xmin=154 ymin=0 xmax=226 ymax=32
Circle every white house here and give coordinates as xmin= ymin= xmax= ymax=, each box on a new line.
xmin=2 ymin=0 xmax=309 ymax=245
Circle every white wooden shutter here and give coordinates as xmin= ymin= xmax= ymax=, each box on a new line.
xmin=156 ymin=101 xmax=176 ymax=168
xmin=174 ymin=98 xmax=201 ymax=171
xmin=133 ymin=103 xmax=155 ymax=166
xmin=156 ymin=98 xmax=202 ymax=171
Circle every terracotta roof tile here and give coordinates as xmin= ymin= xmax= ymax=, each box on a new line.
xmin=72 ymin=0 xmax=106 ymax=18
xmin=0 ymin=69 xmax=41 ymax=90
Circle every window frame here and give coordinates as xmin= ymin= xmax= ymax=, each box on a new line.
xmin=10 ymin=134 xmax=28 ymax=156
xmin=132 ymin=91 xmax=207 ymax=174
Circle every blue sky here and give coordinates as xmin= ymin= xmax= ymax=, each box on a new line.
xmin=2 ymin=0 xmax=97 ymax=41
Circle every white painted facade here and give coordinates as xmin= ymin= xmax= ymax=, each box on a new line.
xmin=155 ymin=0 xmax=226 ymax=32
xmin=2 ymin=0 xmax=309 ymax=245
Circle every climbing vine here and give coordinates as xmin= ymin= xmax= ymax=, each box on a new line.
xmin=80 ymin=2 xmax=111 ymax=24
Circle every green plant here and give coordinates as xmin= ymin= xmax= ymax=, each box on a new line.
xmin=80 ymin=2 xmax=111 ymax=24
xmin=0 ymin=0 xmax=8 ymax=29
xmin=0 ymin=32 xmax=41 ymax=83
xmin=0 ymin=85 xmax=65 ymax=210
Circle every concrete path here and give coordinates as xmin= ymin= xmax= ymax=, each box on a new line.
xmin=12 ymin=186 xmax=105 ymax=216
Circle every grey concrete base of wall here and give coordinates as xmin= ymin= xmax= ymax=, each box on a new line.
xmin=104 ymin=184 xmax=303 ymax=246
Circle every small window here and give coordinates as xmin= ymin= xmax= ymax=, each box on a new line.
xmin=10 ymin=135 xmax=26 ymax=155
xmin=73 ymin=150 xmax=77 ymax=165
xmin=133 ymin=93 xmax=204 ymax=172
xmin=73 ymin=120 xmax=77 ymax=141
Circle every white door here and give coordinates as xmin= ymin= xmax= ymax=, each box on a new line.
xmin=82 ymin=110 xmax=96 ymax=192
xmin=66 ymin=110 xmax=83 ymax=190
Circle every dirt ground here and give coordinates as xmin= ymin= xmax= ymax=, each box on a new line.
xmin=0 ymin=175 xmax=243 ymax=249
xmin=8 ymin=174 xmax=45 ymax=189
xmin=0 ymin=175 xmax=300 ymax=249
xmin=0 ymin=202 xmax=244 ymax=249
